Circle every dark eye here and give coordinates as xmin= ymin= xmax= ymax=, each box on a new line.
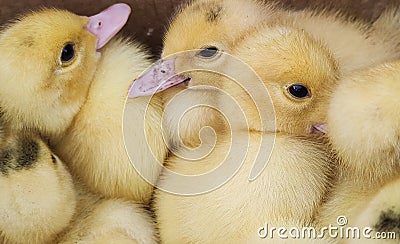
xmin=51 ymin=154 xmax=57 ymax=164
xmin=197 ymin=46 xmax=219 ymax=58
xmin=288 ymin=84 xmax=310 ymax=99
xmin=61 ymin=43 xmax=75 ymax=63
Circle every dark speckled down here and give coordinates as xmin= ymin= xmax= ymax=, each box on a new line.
xmin=0 ymin=137 xmax=40 ymax=175
xmin=374 ymin=208 xmax=400 ymax=233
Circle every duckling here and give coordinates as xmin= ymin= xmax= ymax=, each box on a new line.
xmin=153 ymin=23 xmax=338 ymax=243
xmin=0 ymin=132 xmax=76 ymax=244
xmin=0 ymin=4 xmax=169 ymax=203
xmin=0 ymin=131 xmax=157 ymax=244
xmin=0 ymin=3 xmax=130 ymax=141
xmin=316 ymin=61 xmax=400 ymax=240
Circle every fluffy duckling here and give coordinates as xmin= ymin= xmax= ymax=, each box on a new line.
xmin=316 ymin=61 xmax=400 ymax=241
xmin=0 ymin=3 xmax=130 ymax=141
xmin=0 ymin=130 xmax=157 ymax=244
xmin=0 ymin=4 xmax=169 ymax=203
xmin=0 ymin=132 xmax=76 ymax=244
xmin=153 ymin=23 xmax=339 ymax=243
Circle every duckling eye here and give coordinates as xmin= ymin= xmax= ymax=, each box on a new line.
xmin=197 ymin=46 xmax=219 ymax=58
xmin=61 ymin=43 xmax=75 ymax=63
xmin=288 ymin=84 xmax=310 ymax=99
xmin=51 ymin=154 xmax=57 ymax=164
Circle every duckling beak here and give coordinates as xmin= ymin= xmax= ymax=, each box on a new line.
xmin=85 ymin=3 xmax=131 ymax=50
xmin=129 ymin=58 xmax=190 ymax=98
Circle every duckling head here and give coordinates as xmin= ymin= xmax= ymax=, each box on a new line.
xmin=136 ymin=23 xmax=339 ymax=136
xmin=130 ymin=3 xmax=338 ymax=144
xmin=0 ymin=4 xmax=130 ymax=140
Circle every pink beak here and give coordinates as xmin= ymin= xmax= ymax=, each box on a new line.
xmin=85 ymin=3 xmax=131 ymax=50
xmin=129 ymin=58 xmax=189 ymax=98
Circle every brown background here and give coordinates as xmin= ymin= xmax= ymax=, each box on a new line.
xmin=0 ymin=0 xmax=398 ymax=55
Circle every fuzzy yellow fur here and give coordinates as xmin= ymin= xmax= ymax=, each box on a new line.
xmin=0 ymin=133 xmax=76 ymax=244
xmin=154 ymin=0 xmax=400 ymax=242
xmin=54 ymin=37 xmax=167 ymax=203
xmin=160 ymin=0 xmax=400 ymax=150
xmin=0 ymin=8 xmax=167 ymax=203
xmin=155 ymin=1 xmax=400 ymax=242
xmin=0 ymin=9 xmax=98 ymax=140
xmin=316 ymin=61 xmax=400 ymax=243
xmin=155 ymin=19 xmax=339 ymax=242
xmin=285 ymin=9 xmax=400 ymax=73
xmin=0 ymin=132 xmax=157 ymax=244
xmin=161 ymin=0 xmax=281 ymax=149
xmin=0 ymin=9 xmax=161 ymax=243
xmin=156 ymin=134 xmax=332 ymax=243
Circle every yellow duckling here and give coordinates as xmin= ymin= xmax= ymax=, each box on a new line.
xmin=0 ymin=4 xmax=170 ymax=203
xmin=152 ymin=22 xmax=338 ymax=243
xmin=0 ymin=131 xmax=157 ymax=244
